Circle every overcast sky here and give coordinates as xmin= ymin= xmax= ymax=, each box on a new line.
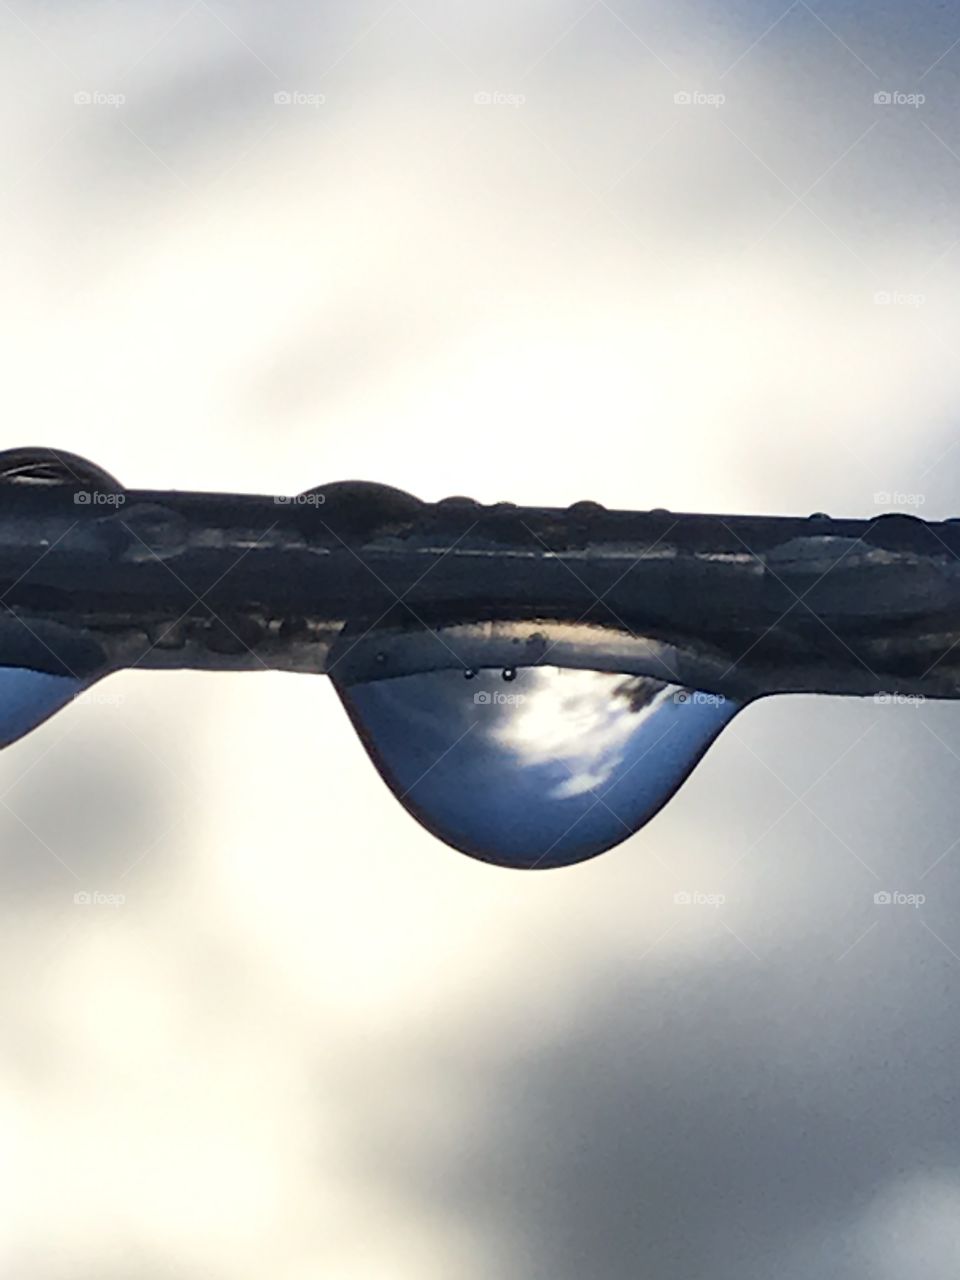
xmin=2 ymin=1 xmax=960 ymax=1276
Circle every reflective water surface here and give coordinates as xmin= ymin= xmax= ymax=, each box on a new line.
xmin=335 ymin=666 xmax=742 ymax=868
xmin=0 ymin=667 xmax=87 ymax=748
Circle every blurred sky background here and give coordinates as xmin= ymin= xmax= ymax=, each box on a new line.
xmin=3 ymin=0 xmax=960 ymax=1276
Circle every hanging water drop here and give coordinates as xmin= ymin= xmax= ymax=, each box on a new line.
xmin=0 ymin=667 xmax=90 ymax=748
xmin=334 ymin=666 xmax=743 ymax=869
xmin=502 ymin=667 xmax=517 ymax=682
xmin=464 ymin=668 xmax=477 ymax=680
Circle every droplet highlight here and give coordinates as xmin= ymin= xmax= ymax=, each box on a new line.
xmin=335 ymin=666 xmax=742 ymax=869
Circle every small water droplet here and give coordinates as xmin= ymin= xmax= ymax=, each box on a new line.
xmin=437 ymin=495 xmax=478 ymax=509
xmin=502 ymin=667 xmax=517 ymax=682
xmin=0 ymin=667 xmax=88 ymax=747
xmin=0 ymin=447 xmax=122 ymax=492
xmin=334 ymin=666 xmax=742 ymax=868
xmin=464 ymin=668 xmax=477 ymax=680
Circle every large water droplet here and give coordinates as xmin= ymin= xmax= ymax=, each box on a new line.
xmin=335 ymin=666 xmax=742 ymax=869
xmin=0 ymin=667 xmax=88 ymax=748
